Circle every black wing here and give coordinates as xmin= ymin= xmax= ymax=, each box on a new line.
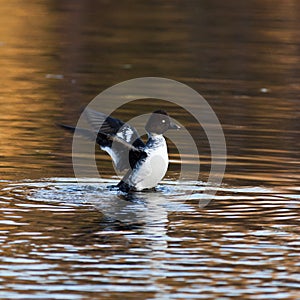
xmin=85 ymin=109 xmax=144 ymax=145
xmin=84 ymin=109 xmax=146 ymax=171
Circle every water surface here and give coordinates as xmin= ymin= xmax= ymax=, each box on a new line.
xmin=0 ymin=1 xmax=299 ymax=299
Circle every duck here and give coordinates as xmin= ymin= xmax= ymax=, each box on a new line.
xmin=61 ymin=109 xmax=180 ymax=192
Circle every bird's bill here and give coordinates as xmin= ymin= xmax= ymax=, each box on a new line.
xmin=169 ymin=122 xmax=181 ymax=130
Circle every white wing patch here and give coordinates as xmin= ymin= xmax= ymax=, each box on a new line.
xmin=117 ymin=125 xmax=135 ymax=143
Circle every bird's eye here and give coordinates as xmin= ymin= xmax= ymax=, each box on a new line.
xmin=162 ymin=119 xmax=166 ymax=123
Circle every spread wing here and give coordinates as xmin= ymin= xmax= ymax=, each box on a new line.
xmin=84 ymin=109 xmax=146 ymax=171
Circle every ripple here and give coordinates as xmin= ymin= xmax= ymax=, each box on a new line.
xmin=0 ymin=178 xmax=299 ymax=299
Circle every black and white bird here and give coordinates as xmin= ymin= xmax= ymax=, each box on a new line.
xmin=61 ymin=109 xmax=180 ymax=192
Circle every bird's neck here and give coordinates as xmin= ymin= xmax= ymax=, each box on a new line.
xmin=146 ymin=133 xmax=166 ymax=148
xmin=147 ymin=132 xmax=164 ymax=139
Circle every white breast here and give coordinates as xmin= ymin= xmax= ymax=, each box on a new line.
xmin=127 ymin=135 xmax=169 ymax=191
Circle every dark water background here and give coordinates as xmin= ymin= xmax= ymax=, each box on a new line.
xmin=0 ymin=1 xmax=299 ymax=299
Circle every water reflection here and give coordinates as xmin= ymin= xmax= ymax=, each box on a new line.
xmin=0 ymin=178 xmax=299 ymax=299
xmin=0 ymin=0 xmax=299 ymax=186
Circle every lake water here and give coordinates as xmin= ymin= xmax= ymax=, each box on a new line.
xmin=0 ymin=1 xmax=299 ymax=299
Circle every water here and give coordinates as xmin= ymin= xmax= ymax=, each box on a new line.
xmin=0 ymin=179 xmax=299 ymax=299
xmin=0 ymin=1 xmax=299 ymax=299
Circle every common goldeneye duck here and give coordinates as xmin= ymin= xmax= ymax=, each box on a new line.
xmin=61 ymin=109 xmax=180 ymax=192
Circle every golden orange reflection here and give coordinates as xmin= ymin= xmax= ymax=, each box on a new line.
xmin=0 ymin=0 xmax=299 ymax=185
